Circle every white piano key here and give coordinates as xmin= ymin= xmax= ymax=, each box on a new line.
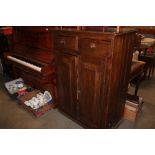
xmin=7 ymin=56 xmax=42 ymax=72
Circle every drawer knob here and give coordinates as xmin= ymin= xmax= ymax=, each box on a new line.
xmin=77 ymin=90 xmax=80 ymax=93
xmin=60 ymin=39 xmax=66 ymax=45
xmin=90 ymin=42 xmax=96 ymax=49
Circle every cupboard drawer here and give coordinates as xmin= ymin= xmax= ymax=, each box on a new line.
xmin=55 ymin=35 xmax=77 ymax=51
xmin=79 ymin=38 xmax=111 ymax=58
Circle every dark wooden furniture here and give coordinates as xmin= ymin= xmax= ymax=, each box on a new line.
xmin=4 ymin=27 xmax=57 ymax=106
xmin=137 ymin=27 xmax=155 ymax=36
xmin=139 ymin=38 xmax=155 ymax=79
xmin=130 ymin=61 xmax=145 ymax=96
xmin=139 ymin=54 xmax=155 ymax=79
xmin=54 ymin=28 xmax=136 ymax=128
xmin=133 ymin=31 xmax=155 ymax=80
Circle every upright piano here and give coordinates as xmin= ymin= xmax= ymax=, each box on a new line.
xmin=4 ymin=27 xmax=57 ymax=105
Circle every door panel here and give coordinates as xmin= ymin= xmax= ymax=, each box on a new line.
xmin=77 ymin=57 xmax=106 ymax=128
xmin=56 ymin=53 xmax=78 ymax=117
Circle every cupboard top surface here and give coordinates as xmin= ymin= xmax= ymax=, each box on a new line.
xmin=51 ymin=28 xmax=136 ymax=36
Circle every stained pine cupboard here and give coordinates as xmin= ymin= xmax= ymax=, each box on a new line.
xmin=54 ymin=29 xmax=136 ymax=128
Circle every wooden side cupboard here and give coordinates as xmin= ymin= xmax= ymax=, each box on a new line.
xmin=53 ymin=29 xmax=136 ymax=128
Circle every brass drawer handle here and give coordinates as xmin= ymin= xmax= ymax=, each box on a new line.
xmin=90 ymin=42 xmax=96 ymax=49
xmin=77 ymin=90 xmax=81 ymax=94
xmin=60 ymin=38 xmax=66 ymax=45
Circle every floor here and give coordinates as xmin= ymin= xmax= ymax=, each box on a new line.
xmin=0 ymin=75 xmax=82 ymax=129
xmin=0 ymin=72 xmax=155 ymax=129
xmin=118 ymin=72 xmax=155 ymax=129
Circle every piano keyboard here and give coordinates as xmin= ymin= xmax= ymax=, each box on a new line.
xmin=7 ymin=56 xmax=42 ymax=72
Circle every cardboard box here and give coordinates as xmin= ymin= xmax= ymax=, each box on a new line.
xmin=17 ymin=90 xmax=52 ymax=117
xmin=123 ymin=95 xmax=143 ymax=122
xmin=4 ymin=78 xmax=29 ymax=98
xmin=124 ymin=104 xmax=139 ymax=122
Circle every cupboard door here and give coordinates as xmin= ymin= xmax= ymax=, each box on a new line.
xmin=56 ymin=53 xmax=78 ymax=117
xmin=77 ymin=58 xmax=105 ymax=128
